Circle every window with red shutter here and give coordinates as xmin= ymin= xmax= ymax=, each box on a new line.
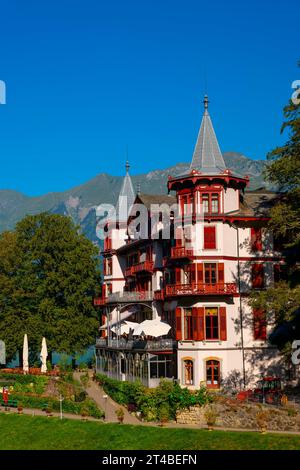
xmin=252 ymin=263 xmax=264 ymax=288
xmin=253 ymin=309 xmax=267 ymax=340
xmin=219 ymin=307 xmax=227 ymax=341
xmin=192 ymin=307 xmax=199 ymax=341
xmin=251 ymin=227 xmax=262 ymax=251
xmin=197 ymin=263 xmax=203 ymax=284
xmin=205 ymin=307 xmax=219 ymax=339
xmin=204 ymin=226 xmax=216 ymax=249
xmin=175 ymin=307 xmax=182 ymax=340
xmin=197 ymin=307 xmax=205 ymax=341
xmin=217 ymin=263 xmax=224 ymax=285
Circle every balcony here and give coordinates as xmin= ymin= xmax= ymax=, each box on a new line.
xmin=132 ymin=260 xmax=154 ymax=274
xmin=125 ymin=261 xmax=154 ymax=277
xmin=125 ymin=266 xmax=134 ymax=277
xmin=107 ymin=291 xmax=153 ymax=303
xmin=170 ymin=247 xmax=193 ymax=260
xmin=165 ymin=282 xmax=237 ymax=297
xmin=96 ymin=337 xmax=175 ymax=351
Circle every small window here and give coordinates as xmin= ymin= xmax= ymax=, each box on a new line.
xmin=205 ymin=308 xmax=219 ymax=340
xmin=183 ymin=308 xmax=193 ymax=340
xmin=183 ymin=359 xmax=194 ymax=385
xmin=211 ymin=193 xmax=219 ymax=213
xmin=202 ymin=194 xmax=209 ymax=213
xmin=206 ymin=359 xmax=220 ymax=389
xmin=204 ymin=263 xmax=217 ymax=284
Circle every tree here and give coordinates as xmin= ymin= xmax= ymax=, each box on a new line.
xmin=264 ymin=66 xmax=300 ymax=259
xmin=250 ymin=65 xmax=300 ymax=353
xmin=0 ymin=213 xmax=100 ymax=362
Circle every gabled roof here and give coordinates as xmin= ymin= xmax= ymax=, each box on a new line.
xmin=189 ymin=95 xmax=226 ymax=174
xmin=116 ymin=161 xmax=136 ymax=222
xmin=233 ymin=190 xmax=281 ymax=217
xmin=135 ymin=193 xmax=177 ymax=210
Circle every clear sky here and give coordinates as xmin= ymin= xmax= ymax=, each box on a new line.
xmin=0 ymin=0 xmax=298 ymax=195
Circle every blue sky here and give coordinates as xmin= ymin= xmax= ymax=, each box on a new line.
xmin=0 ymin=0 xmax=298 ymax=195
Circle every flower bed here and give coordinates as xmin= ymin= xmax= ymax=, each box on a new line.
xmin=0 ymin=368 xmax=59 ymax=376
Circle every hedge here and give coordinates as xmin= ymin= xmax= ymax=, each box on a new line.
xmin=9 ymin=393 xmax=104 ymax=419
xmin=94 ymin=374 xmax=213 ymax=421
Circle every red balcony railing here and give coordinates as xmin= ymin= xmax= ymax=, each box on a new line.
xmin=94 ymin=297 xmax=107 ymax=306
xmin=170 ymin=247 xmax=193 ymax=259
xmin=125 ymin=266 xmax=134 ymax=277
xmin=132 ymin=260 xmax=154 ymax=274
xmin=125 ymin=261 xmax=154 ymax=277
xmin=165 ymin=282 xmax=237 ymax=297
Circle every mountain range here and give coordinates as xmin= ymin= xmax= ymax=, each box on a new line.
xmin=0 ymin=152 xmax=269 ymax=242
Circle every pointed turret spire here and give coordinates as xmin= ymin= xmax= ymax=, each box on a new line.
xmin=189 ymin=96 xmax=226 ymax=174
xmin=116 ymin=160 xmax=135 ymax=222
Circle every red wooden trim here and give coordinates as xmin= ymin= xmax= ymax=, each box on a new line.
xmin=186 ymin=255 xmax=284 ymax=262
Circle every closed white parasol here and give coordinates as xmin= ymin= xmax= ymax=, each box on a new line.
xmin=40 ymin=337 xmax=48 ymax=374
xmin=133 ymin=319 xmax=171 ymax=338
xmin=23 ymin=334 xmax=29 ymax=374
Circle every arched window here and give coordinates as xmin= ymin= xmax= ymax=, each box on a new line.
xmin=206 ymin=359 xmax=220 ymax=389
xmin=183 ymin=359 xmax=194 ymax=385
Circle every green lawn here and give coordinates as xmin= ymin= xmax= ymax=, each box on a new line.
xmin=0 ymin=413 xmax=300 ymax=450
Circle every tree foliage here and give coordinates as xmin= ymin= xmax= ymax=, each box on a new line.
xmin=264 ymin=66 xmax=300 ymax=254
xmin=0 ymin=213 xmax=100 ymax=361
xmin=251 ymin=65 xmax=300 ymax=346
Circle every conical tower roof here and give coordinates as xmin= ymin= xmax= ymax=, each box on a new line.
xmin=189 ymin=95 xmax=226 ymax=174
xmin=116 ymin=161 xmax=135 ymax=222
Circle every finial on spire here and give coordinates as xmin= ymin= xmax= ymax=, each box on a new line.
xmin=203 ymin=94 xmax=209 ymax=111
xmin=125 ymin=160 xmax=130 ymax=173
xmin=137 ymin=182 xmax=141 ymax=195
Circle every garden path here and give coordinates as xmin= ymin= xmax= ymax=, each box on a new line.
xmin=73 ymin=370 xmax=140 ymax=425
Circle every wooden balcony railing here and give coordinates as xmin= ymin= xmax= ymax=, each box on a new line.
xmin=165 ymin=282 xmax=237 ymax=297
xmin=125 ymin=261 xmax=154 ymax=277
xmin=132 ymin=260 xmax=154 ymax=274
xmin=125 ymin=266 xmax=134 ymax=277
xmin=170 ymin=247 xmax=193 ymax=259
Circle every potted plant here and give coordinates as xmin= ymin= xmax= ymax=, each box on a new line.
xmin=17 ymin=401 xmax=24 ymax=414
xmin=256 ymin=409 xmax=269 ymax=434
xmin=204 ymin=406 xmax=218 ymax=431
xmin=158 ymin=403 xmax=170 ymax=427
xmin=115 ymin=407 xmax=125 ymax=424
